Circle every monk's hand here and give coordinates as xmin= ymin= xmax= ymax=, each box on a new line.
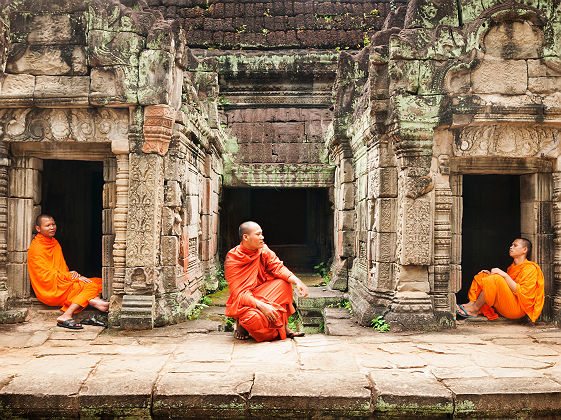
xmin=295 ymin=280 xmax=309 ymax=298
xmin=257 ymin=301 xmax=280 ymax=323
xmin=478 ymin=269 xmax=490 ymax=275
xmin=69 ymin=271 xmax=80 ymax=279
xmin=78 ymin=276 xmax=92 ymax=284
xmin=490 ymin=268 xmax=505 ymax=277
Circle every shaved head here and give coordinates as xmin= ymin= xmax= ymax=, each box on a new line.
xmin=518 ymin=238 xmax=532 ymax=260
xmin=239 ymin=221 xmax=260 ymax=242
xmin=35 ymin=214 xmax=54 ymax=227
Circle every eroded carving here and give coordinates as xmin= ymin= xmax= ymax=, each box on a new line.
xmin=401 ymin=196 xmax=433 ymax=266
xmin=142 ymin=104 xmax=174 ymax=156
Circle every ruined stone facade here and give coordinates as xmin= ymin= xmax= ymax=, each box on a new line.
xmin=1 ymin=0 xmax=560 ymax=330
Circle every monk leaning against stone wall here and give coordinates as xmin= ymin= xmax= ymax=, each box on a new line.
xmin=457 ymin=238 xmax=545 ymax=322
xmin=225 ymin=221 xmax=309 ymax=341
xmin=27 ymin=214 xmax=109 ymax=329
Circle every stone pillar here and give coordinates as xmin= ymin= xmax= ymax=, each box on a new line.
xmin=112 ymin=153 xmax=129 ymax=295
xmin=0 ymin=142 xmax=8 ymax=311
xmin=121 ymin=105 xmax=172 ymax=330
xmin=102 ymin=158 xmax=116 ymax=300
xmin=551 ymin=171 xmax=561 ymax=322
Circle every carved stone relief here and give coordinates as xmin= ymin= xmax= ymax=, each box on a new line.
xmin=400 ymin=196 xmax=433 ymax=266
xmin=142 ymin=104 xmax=174 ymax=156
xmin=0 ymin=108 xmax=128 ymax=143
xmin=455 ymin=125 xmax=561 ymax=158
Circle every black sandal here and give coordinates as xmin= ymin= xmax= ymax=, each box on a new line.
xmin=80 ymin=316 xmax=107 ymax=327
xmin=57 ymin=319 xmax=83 ymax=330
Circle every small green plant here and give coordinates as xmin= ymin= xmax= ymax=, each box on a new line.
xmin=371 ymin=316 xmax=390 ymax=332
xmin=314 ymin=262 xmax=330 ymax=285
xmin=223 ymin=316 xmax=236 ymax=331
xmin=236 ymin=24 xmax=247 ymax=34
xmin=328 ymin=300 xmax=352 ymax=315
xmin=188 ymin=295 xmax=211 ymax=320
xmin=363 ymin=34 xmax=370 ymax=47
xmin=264 ymin=8 xmax=272 ymax=17
xmin=287 ymin=312 xmax=301 ymax=332
xmin=262 ymin=28 xmax=269 ymax=35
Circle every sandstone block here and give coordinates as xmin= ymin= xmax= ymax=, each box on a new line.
xmin=341 ymin=183 xmax=355 ymax=210
xmin=340 ymin=230 xmax=355 ymax=257
xmin=34 ymin=76 xmax=89 ymax=106
xmin=9 ymin=168 xmax=40 ymax=200
xmin=483 ymin=21 xmax=543 ymax=59
xmin=7 ymin=45 xmax=87 ymax=76
xmin=373 ymin=198 xmax=397 ymax=233
xmin=528 ymin=77 xmax=561 ymax=94
xmin=102 ymin=209 xmax=114 ymax=235
xmin=164 ymin=181 xmax=182 ymax=207
xmin=371 ymin=167 xmax=398 ymax=198
xmin=88 ymin=30 xmax=145 ymax=67
xmin=471 ymin=58 xmax=527 ymax=95
xmin=102 ymin=235 xmax=115 ymax=267
xmin=0 ymin=74 xmax=35 ymax=103
xmin=8 ymin=198 xmax=33 ymax=252
xmin=373 ymin=232 xmax=396 ymax=263
xmin=7 ymin=263 xmax=30 ymax=299
xmin=10 ymin=13 xmax=83 ymax=45
xmin=13 ymin=157 xmax=43 ymax=171
xmin=103 ymin=182 xmax=116 ymax=208
xmin=369 ymin=262 xmax=394 ymax=291
xmin=341 ymin=159 xmax=354 ymax=183
xmin=138 ymin=50 xmax=174 ymax=106
xmin=161 ymin=236 xmax=179 ymax=266
xmin=90 ymin=66 xmax=138 ymax=105
xmin=8 ymin=251 xmax=27 ymax=264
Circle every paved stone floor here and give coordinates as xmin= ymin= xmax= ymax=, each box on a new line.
xmin=1 ymin=308 xmax=561 ymax=418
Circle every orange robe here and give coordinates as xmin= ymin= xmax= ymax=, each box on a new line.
xmin=225 ymin=244 xmax=295 ymax=342
xmin=27 ymin=233 xmax=102 ymax=312
xmin=468 ymin=259 xmax=545 ymax=322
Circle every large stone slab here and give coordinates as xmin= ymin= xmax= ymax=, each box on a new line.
xmin=370 ymin=369 xmax=453 ymax=417
xmin=153 ymin=372 xmax=252 ymax=418
xmin=248 ymin=372 xmax=371 ymax=417
xmin=445 ymin=376 xmax=561 ymax=417
xmin=0 ymin=355 xmax=99 ymax=418
xmin=79 ymin=355 xmax=167 ymax=418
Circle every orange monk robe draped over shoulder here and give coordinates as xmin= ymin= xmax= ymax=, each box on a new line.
xmin=27 ymin=233 xmax=102 ymax=312
xmin=468 ymin=259 xmax=545 ymax=322
xmin=225 ymin=244 xmax=295 ymax=342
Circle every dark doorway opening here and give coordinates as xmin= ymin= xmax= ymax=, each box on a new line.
xmin=221 ymin=188 xmax=333 ymax=271
xmin=41 ymin=160 xmax=103 ymax=278
xmin=458 ymin=175 xmax=520 ymax=303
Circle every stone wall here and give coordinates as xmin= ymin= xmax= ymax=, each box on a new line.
xmin=147 ymin=0 xmax=406 ymax=49
xmin=329 ymin=0 xmax=561 ymax=329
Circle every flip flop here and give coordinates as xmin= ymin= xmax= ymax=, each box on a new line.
xmin=57 ymin=319 xmax=83 ymax=330
xmin=287 ymin=331 xmax=305 ymax=338
xmin=80 ymin=316 xmax=107 ymax=327
xmin=456 ymin=304 xmax=477 ymax=319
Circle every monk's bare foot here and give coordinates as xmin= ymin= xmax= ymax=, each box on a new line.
xmin=234 ymin=322 xmax=249 ymax=340
xmin=457 ymin=303 xmax=478 ymax=317
xmin=286 ymin=326 xmax=305 ymax=339
xmin=89 ymin=297 xmax=109 ymax=312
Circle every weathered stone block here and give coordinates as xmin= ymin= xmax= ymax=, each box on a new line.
xmin=103 ymin=182 xmax=116 ymax=209
xmin=8 ymin=251 xmax=27 ymax=264
xmin=34 ymin=76 xmax=89 ymax=106
xmin=161 ymin=236 xmax=179 ymax=266
xmin=373 ymin=198 xmax=397 ymax=233
xmin=7 ymin=263 xmax=29 ymax=299
xmin=88 ymin=30 xmax=145 ymax=67
xmin=341 ymin=159 xmax=354 ymax=183
xmin=341 ymin=183 xmax=355 ymax=210
xmin=160 ymin=266 xmax=181 ymax=294
xmin=125 ymin=266 xmax=160 ymax=295
xmin=0 ymin=74 xmax=35 ymax=103
xmin=529 ymin=77 xmax=561 ymax=94
xmin=340 ymin=230 xmax=355 ymax=257
xmin=90 ymin=66 xmax=139 ymax=105
xmin=8 ymin=198 xmax=33 ymax=252
xmin=400 ymin=197 xmax=433 ymax=266
xmin=102 ymin=209 xmax=114 ymax=235
xmin=471 ymin=58 xmax=527 ymax=95
xmin=164 ymin=181 xmax=182 ymax=207
xmin=102 ymin=235 xmax=115 ymax=267
xmin=369 ymin=261 xmax=394 ymax=291
xmin=120 ymin=294 xmax=154 ymax=330
xmin=11 ymin=13 xmax=82 ymax=45
xmin=9 ymin=168 xmax=40 ymax=201
xmin=374 ymin=232 xmax=397 ymax=263
xmin=483 ymin=21 xmax=543 ymax=60
xmin=138 ymin=50 xmax=173 ymax=106
xmin=371 ymin=167 xmax=398 ymax=198
xmin=7 ymin=45 xmax=87 ymax=76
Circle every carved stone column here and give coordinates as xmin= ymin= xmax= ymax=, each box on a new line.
xmin=553 ymin=171 xmax=561 ymax=322
xmin=112 ymin=154 xmax=129 ymax=295
xmin=121 ymin=105 xmax=173 ymax=330
xmin=0 ymin=142 xmax=8 ymax=311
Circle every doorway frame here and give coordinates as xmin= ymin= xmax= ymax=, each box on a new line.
xmin=7 ymin=143 xmax=116 ymax=302
xmin=450 ymin=156 xmax=555 ymax=319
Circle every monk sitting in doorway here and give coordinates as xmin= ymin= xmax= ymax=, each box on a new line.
xmin=456 ymin=238 xmax=545 ymax=322
xmin=225 ymin=221 xmax=309 ymax=341
xmin=27 ymin=214 xmax=109 ymax=329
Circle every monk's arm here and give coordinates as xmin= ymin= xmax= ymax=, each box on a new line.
xmin=490 ymin=268 xmax=517 ymax=292
xmin=287 ymin=274 xmax=309 ymax=298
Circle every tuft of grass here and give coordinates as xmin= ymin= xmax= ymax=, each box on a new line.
xmin=371 ymin=316 xmax=390 ymax=332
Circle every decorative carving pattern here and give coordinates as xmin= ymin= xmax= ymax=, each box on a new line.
xmin=112 ymin=154 xmax=129 ymax=295
xmin=0 ymin=108 xmax=128 ymax=143
xmin=0 ymin=142 xmax=8 ymax=310
xmin=433 ymin=185 xmax=453 ymax=312
xmin=455 ymin=125 xmax=561 ymax=158
xmin=142 ymin=105 xmax=174 ymax=156
xmin=553 ymin=172 xmax=561 ymax=314
xmin=401 ymin=196 xmax=433 ymax=265
xmin=228 ymin=163 xmax=335 ymax=188
xmin=126 ymin=153 xmax=164 ymax=269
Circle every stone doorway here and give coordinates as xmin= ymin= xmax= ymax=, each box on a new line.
xmin=221 ymin=187 xmax=333 ymax=271
xmin=458 ymin=175 xmax=521 ymax=304
xmin=41 ymin=160 xmax=103 ymax=279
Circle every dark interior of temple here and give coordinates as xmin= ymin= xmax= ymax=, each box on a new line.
xmin=41 ymin=160 xmax=103 ymax=279
xmin=458 ymin=175 xmax=521 ymax=304
xmin=220 ymin=188 xmax=333 ymax=272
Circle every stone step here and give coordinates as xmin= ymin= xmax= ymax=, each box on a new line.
xmin=293 ymin=286 xmax=346 ymax=333
xmin=323 ymin=307 xmax=364 ymax=336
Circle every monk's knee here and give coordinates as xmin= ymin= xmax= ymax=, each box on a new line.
xmin=239 ymin=309 xmax=267 ymax=332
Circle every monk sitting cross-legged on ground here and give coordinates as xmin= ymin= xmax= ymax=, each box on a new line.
xmin=225 ymin=221 xmax=309 ymax=341
xmin=456 ymin=238 xmax=545 ymax=322
xmin=27 ymin=214 xmax=109 ymax=330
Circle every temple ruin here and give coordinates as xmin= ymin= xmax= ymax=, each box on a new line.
xmin=0 ymin=0 xmax=560 ymax=330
